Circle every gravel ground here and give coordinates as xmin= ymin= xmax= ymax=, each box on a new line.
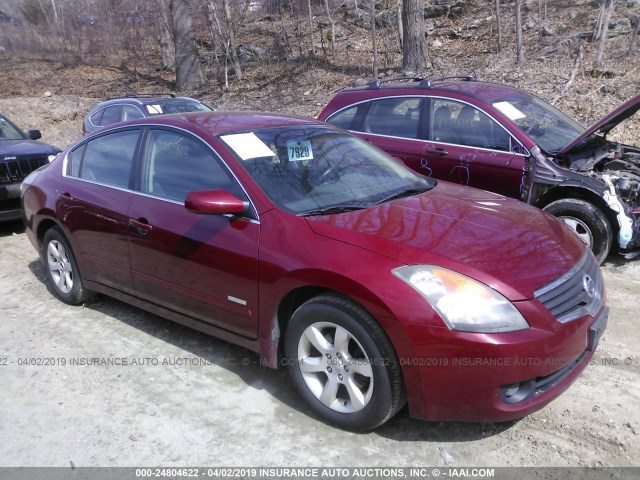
xmin=0 ymin=96 xmax=639 ymax=468
xmin=0 ymin=220 xmax=639 ymax=468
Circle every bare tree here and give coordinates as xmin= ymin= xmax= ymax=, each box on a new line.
xmin=397 ymin=0 xmax=403 ymax=50
xmin=562 ymin=42 xmax=584 ymax=93
xmin=592 ymin=0 xmax=606 ymax=42
xmin=223 ymin=0 xmax=242 ymax=80
xmin=494 ymin=0 xmax=502 ymax=53
xmin=307 ymin=0 xmax=316 ymax=57
xmin=156 ymin=0 xmax=175 ymax=70
xmin=49 ymin=0 xmax=62 ymax=34
xmin=324 ymin=0 xmax=336 ymax=52
xmin=170 ymin=0 xmax=206 ymax=91
xmin=402 ymin=0 xmax=428 ymax=73
xmin=371 ymin=0 xmax=378 ymax=78
xmin=594 ymin=0 xmax=616 ymax=70
xmin=206 ymin=0 xmax=242 ymax=85
xmin=539 ymin=0 xmax=547 ymax=20
xmin=629 ymin=14 xmax=639 ymax=54
xmin=515 ymin=0 xmax=525 ymax=65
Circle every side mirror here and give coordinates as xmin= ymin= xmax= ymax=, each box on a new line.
xmin=27 ymin=129 xmax=42 ymax=140
xmin=185 ymin=189 xmax=248 ymax=216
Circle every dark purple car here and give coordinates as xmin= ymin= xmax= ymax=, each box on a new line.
xmin=319 ymin=77 xmax=640 ymax=263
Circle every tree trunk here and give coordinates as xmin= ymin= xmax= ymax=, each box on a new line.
xmin=495 ymin=0 xmax=502 ymax=53
xmin=562 ymin=42 xmax=584 ymax=93
xmin=170 ymin=0 xmax=206 ymax=91
xmin=402 ymin=0 xmax=428 ymax=73
xmin=592 ymin=1 xmax=605 ymax=42
xmin=324 ymin=0 xmax=336 ymax=52
xmin=515 ymin=0 xmax=525 ymax=65
xmin=371 ymin=0 xmax=378 ymax=79
xmin=223 ymin=0 xmax=242 ymax=80
xmin=307 ymin=0 xmax=316 ymax=57
xmin=397 ymin=0 xmax=403 ymax=50
xmin=50 ymin=0 xmax=62 ymax=34
xmin=157 ymin=0 xmax=175 ymax=70
xmin=594 ymin=0 xmax=616 ymax=70
xmin=539 ymin=0 xmax=547 ymax=20
xmin=629 ymin=15 xmax=639 ymax=54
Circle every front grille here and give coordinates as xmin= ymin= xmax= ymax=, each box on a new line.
xmin=0 ymin=156 xmax=47 ymax=184
xmin=534 ymin=250 xmax=604 ymax=323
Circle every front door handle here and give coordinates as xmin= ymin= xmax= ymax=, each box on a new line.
xmin=129 ymin=218 xmax=152 ymax=236
xmin=425 ymin=148 xmax=448 ymax=156
xmin=58 ymin=192 xmax=74 ymax=208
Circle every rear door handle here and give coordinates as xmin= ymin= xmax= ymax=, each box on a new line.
xmin=129 ymin=218 xmax=152 ymax=236
xmin=425 ymin=148 xmax=448 ymax=156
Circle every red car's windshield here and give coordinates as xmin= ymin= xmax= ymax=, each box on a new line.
xmin=220 ymin=125 xmax=433 ymax=215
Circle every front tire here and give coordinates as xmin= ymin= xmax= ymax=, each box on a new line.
xmin=543 ymin=198 xmax=612 ymax=264
xmin=42 ymin=227 xmax=92 ymax=305
xmin=284 ymin=294 xmax=405 ymax=431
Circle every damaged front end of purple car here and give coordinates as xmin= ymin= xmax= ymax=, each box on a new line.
xmin=557 ymin=96 xmax=640 ymax=257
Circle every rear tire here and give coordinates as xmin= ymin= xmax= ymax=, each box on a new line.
xmin=543 ymin=198 xmax=612 ymax=264
xmin=284 ymin=294 xmax=406 ymax=431
xmin=42 ymin=227 xmax=92 ymax=305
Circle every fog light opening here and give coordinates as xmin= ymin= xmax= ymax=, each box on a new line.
xmin=501 ymin=380 xmax=534 ymax=404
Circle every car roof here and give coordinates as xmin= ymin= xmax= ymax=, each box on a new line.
xmin=110 ymin=111 xmax=321 ymax=136
xmin=336 ymin=78 xmax=530 ymax=104
xmin=94 ymin=96 xmax=205 ymax=108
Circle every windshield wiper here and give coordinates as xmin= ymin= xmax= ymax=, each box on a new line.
xmin=374 ymin=186 xmax=431 ymax=205
xmin=299 ymin=205 xmax=367 ymax=217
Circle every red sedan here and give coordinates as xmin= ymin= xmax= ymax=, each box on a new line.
xmin=21 ymin=112 xmax=607 ymax=430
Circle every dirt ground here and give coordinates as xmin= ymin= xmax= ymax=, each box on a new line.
xmin=1 ymin=95 xmax=640 ymax=468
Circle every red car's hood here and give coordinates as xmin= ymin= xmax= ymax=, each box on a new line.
xmin=306 ymin=183 xmax=586 ymax=301
xmin=561 ymin=94 xmax=640 ymax=154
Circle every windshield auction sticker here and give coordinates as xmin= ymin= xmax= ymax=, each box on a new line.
xmin=220 ymin=133 xmax=275 ymax=160
xmin=493 ymin=101 xmax=526 ymax=120
xmin=286 ymin=140 xmax=313 ymax=161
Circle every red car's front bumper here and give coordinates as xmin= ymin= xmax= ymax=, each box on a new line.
xmin=386 ymin=304 xmax=608 ymax=422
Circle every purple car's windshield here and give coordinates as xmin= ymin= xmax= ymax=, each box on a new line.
xmin=144 ymin=100 xmax=212 ymax=115
xmin=220 ymin=125 xmax=433 ymax=215
xmin=491 ymin=94 xmax=585 ymax=153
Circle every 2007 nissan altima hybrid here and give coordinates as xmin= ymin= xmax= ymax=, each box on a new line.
xmin=21 ymin=111 xmax=608 ymax=430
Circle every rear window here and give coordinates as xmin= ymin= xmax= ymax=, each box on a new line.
xmin=75 ymin=130 xmax=140 ymax=188
xmin=363 ymin=97 xmax=422 ymax=139
xmin=326 ymin=105 xmax=360 ymax=130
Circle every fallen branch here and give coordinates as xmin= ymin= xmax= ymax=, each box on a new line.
xmin=562 ymin=42 xmax=584 ymax=93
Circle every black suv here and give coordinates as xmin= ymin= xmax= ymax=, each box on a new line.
xmin=83 ymin=94 xmax=213 ymax=135
xmin=0 ymin=114 xmax=60 ymax=221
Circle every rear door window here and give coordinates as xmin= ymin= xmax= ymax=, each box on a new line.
xmin=89 ymin=109 xmax=104 ymax=127
xmin=363 ymin=97 xmax=422 ymax=139
xmin=66 ymin=144 xmax=85 ymax=177
xmin=122 ymin=106 xmax=145 ymax=122
xmin=79 ymin=130 xmax=140 ymax=188
xmin=99 ymin=105 xmax=125 ymax=126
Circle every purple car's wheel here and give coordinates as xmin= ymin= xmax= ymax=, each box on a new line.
xmin=42 ymin=227 xmax=92 ymax=305
xmin=543 ymin=198 xmax=612 ymax=264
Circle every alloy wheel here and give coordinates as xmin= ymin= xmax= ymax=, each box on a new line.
xmin=47 ymin=240 xmax=74 ymax=294
xmin=297 ymin=321 xmax=374 ymax=413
